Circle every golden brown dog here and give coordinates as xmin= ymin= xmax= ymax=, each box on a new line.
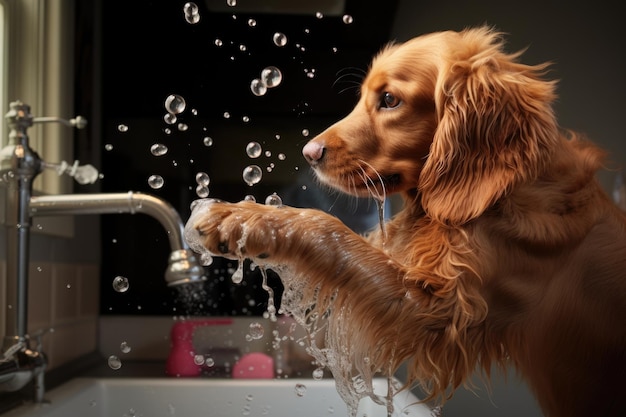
xmin=194 ymin=27 xmax=626 ymax=416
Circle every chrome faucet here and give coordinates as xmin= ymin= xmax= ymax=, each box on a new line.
xmin=0 ymin=101 xmax=205 ymax=403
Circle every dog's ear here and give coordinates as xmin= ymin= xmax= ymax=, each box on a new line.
xmin=419 ymin=35 xmax=558 ymax=225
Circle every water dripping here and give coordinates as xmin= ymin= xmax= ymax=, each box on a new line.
xmin=259 ymin=267 xmax=277 ymax=321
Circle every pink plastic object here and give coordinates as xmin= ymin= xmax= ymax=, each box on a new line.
xmin=166 ymin=318 xmax=233 ymax=377
xmin=232 ymin=352 xmax=275 ymax=379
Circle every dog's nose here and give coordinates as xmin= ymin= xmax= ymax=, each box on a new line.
xmin=302 ymin=141 xmax=325 ymax=165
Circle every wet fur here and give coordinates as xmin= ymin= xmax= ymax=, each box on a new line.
xmin=196 ymin=27 xmax=626 ymax=416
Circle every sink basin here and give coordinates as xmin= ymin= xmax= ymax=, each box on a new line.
xmin=4 ymin=377 xmax=432 ymax=417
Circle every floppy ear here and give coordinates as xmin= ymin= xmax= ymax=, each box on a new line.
xmin=419 ymin=38 xmax=559 ymax=225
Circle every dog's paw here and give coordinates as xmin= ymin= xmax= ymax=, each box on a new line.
xmin=188 ymin=200 xmax=282 ymax=260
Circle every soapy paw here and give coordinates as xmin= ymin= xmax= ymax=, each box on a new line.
xmin=191 ymin=200 xmax=286 ymax=260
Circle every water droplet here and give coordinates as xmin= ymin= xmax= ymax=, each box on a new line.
xmin=183 ymin=2 xmax=200 ymax=24
xmin=150 ymin=143 xmax=168 ymax=156
xmin=231 ymin=262 xmax=244 ymax=284
xmin=164 ymin=113 xmax=177 ymax=125
xmin=342 ymin=14 xmax=353 ymax=24
xmin=312 ymin=367 xmax=324 ymax=380
xmin=248 ymin=322 xmax=264 ymax=339
xmin=227 ymin=0 xmax=236 ymax=6
xmin=195 ymin=172 xmax=210 ymax=186
xmin=250 ymin=78 xmax=267 ymax=96
xmin=301 ymin=129 xmax=309 ymax=137
xmin=200 ymin=253 xmax=213 ymax=266
xmin=194 ymin=354 xmax=205 ymax=365
xmin=203 ymin=136 xmax=213 ymax=146
xmin=120 ymin=341 xmax=132 ymax=353
xmin=243 ymin=195 xmax=256 ymax=202
xmin=165 ymin=94 xmax=186 ymax=115
xmin=261 ymin=66 xmax=282 ymax=88
xmin=112 ymin=276 xmax=129 ymax=292
xmin=272 ymin=32 xmax=287 ymax=47
xmin=246 ymin=141 xmax=262 ymax=158
xmin=242 ymin=165 xmax=262 ymax=186
xmin=183 ymin=2 xmax=198 ymax=15
xmin=148 ymin=175 xmax=165 ymax=189
xmin=185 ymin=12 xmax=200 ymax=24
xmin=108 ymin=355 xmax=122 ymax=370
xmin=117 ymin=124 xmax=129 ymax=132
xmin=264 ymin=193 xmax=282 ymax=206
xmin=294 ymin=383 xmax=307 ymax=397
xmin=196 ymin=185 xmax=209 ymax=198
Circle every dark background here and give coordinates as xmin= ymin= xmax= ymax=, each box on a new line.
xmin=75 ymin=0 xmax=398 ymax=316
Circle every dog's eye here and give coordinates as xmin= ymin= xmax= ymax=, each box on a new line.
xmin=379 ymin=92 xmax=402 ymax=110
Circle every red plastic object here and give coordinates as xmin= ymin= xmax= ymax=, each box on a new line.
xmin=232 ymin=352 xmax=275 ymax=379
xmin=165 ymin=318 xmax=233 ymax=377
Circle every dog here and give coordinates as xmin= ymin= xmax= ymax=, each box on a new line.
xmin=193 ymin=26 xmax=626 ymax=416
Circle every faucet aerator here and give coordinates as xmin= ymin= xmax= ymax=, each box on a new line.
xmin=165 ymin=249 xmax=206 ymax=286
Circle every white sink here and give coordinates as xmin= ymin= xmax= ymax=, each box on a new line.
xmin=4 ymin=377 xmax=432 ymax=417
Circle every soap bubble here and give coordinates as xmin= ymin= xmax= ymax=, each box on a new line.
xmin=244 ymin=195 xmax=256 ymax=202
xmin=227 ymin=0 xmax=236 ymax=6
xmin=148 ymin=174 xmax=165 ymax=189
xmin=294 ymin=383 xmax=307 ymax=397
xmin=194 ymin=354 xmax=205 ymax=365
xmin=195 ymin=171 xmax=210 ymax=186
xmin=261 ymin=66 xmax=282 ymax=88
xmin=312 ymin=367 xmax=324 ymax=380
xmin=150 ymin=143 xmax=168 ymax=156
xmin=196 ymin=185 xmax=209 ymax=198
xmin=214 ymin=38 xmax=223 ymax=47
xmin=272 ymin=32 xmax=287 ymax=47
xmin=301 ymin=129 xmax=309 ymax=137
xmin=248 ymin=322 xmax=264 ymax=340
xmin=342 ymin=14 xmax=354 ymax=24
xmin=177 ymin=123 xmax=188 ymax=132
xmin=243 ymin=165 xmax=262 ymax=186
xmin=164 ymin=94 xmax=186 ymax=115
xmin=163 ymin=113 xmax=177 ymax=125
xmin=120 ymin=341 xmax=132 ymax=353
xmin=108 ymin=355 xmax=122 ymax=370
xmin=184 ymin=2 xmax=198 ymax=16
xmin=264 ymin=192 xmax=282 ymax=206
xmin=117 ymin=124 xmax=129 ymax=132
xmin=112 ymin=276 xmax=129 ymax=292
xmin=247 ymin=18 xmax=256 ymax=27
xmin=246 ymin=141 xmax=262 ymax=158
xmin=183 ymin=2 xmax=200 ymax=24
xmin=203 ymin=136 xmax=213 ymax=147
xmin=315 ymin=11 xmax=324 ymax=19
xmin=250 ymin=78 xmax=267 ymax=96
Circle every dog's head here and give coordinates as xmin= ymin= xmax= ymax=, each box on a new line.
xmin=303 ymin=26 xmax=559 ymax=225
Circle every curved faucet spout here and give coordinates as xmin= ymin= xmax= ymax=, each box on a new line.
xmin=28 ymin=191 xmax=206 ymax=286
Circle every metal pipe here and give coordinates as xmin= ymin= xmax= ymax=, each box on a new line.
xmin=28 ymin=192 xmax=206 ymax=286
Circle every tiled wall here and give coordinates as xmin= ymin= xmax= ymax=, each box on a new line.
xmin=0 ymin=260 xmax=100 ymax=371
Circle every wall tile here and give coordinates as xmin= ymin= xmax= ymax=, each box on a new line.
xmin=51 ymin=263 xmax=79 ymax=323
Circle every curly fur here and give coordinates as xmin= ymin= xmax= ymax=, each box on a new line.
xmin=195 ymin=27 xmax=626 ymax=417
